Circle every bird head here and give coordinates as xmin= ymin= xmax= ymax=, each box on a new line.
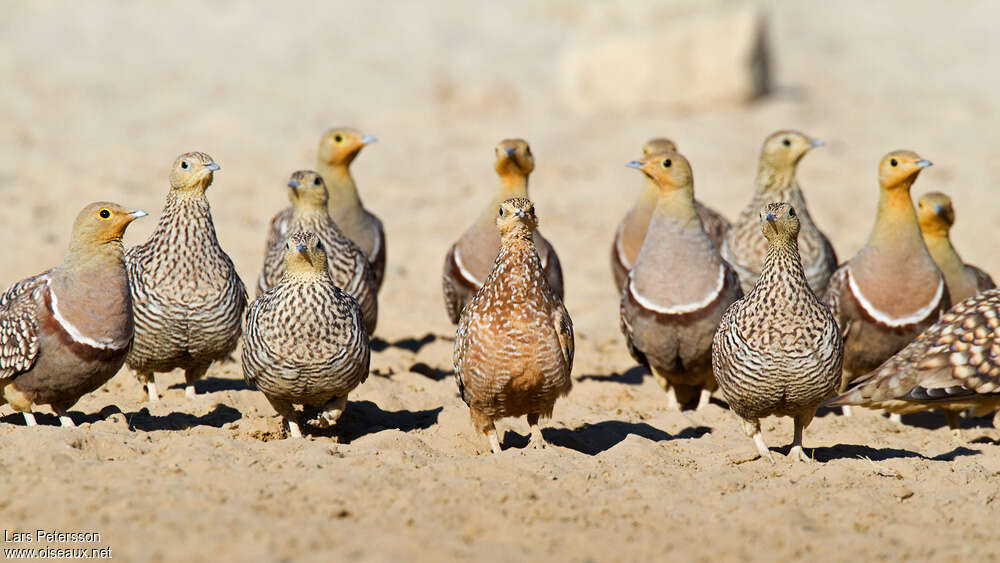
xmin=759 ymin=130 xmax=823 ymax=170
xmin=494 ymin=138 xmax=535 ymax=178
xmin=626 ymin=150 xmax=694 ymax=194
xmin=917 ymin=191 xmax=955 ymax=237
xmin=641 ymin=137 xmax=678 ymax=156
xmin=879 ymin=150 xmax=932 ymax=191
xmin=70 ymin=202 xmax=147 ymax=248
xmin=496 ymin=197 xmax=538 ymax=237
xmin=317 ymin=127 xmax=375 ymax=166
xmin=284 ymin=231 xmax=328 ymax=277
xmin=760 ymin=202 xmax=800 ymax=244
xmin=169 ymin=152 xmax=219 ymax=193
xmin=286 ymin=170 xmax=329 ymax=211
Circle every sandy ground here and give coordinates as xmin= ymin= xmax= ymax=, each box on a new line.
xmin=2 ymin=1 xmax=1000 ymax=561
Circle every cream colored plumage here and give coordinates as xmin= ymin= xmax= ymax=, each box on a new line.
xmin=917 ymin=192 xmax=995 ymax=304
xmin=619 ymin=151 xmax=741 ymax=411
xmin=721 ymin=130 xmax=837 ymax=295
xmin=453 ymin=198 xmax=573 ymax=454
xmin=713 ymin=203 xmax=844 ymax=462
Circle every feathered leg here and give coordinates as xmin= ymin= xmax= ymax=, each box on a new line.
xmin=527 ymin=413 xmax=547 ymax=450
xmin=742 ymin=417 xmax=774 ymax=463
xmin=790 ymin=411 xmax=814 ymax=462
xmin=184 ymin=364 xmax=210 ymax=399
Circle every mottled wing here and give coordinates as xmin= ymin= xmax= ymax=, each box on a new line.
xmin=823 ymin=265 xmax=850 ymax=336
xmin=539 ymin=236 xmax=565 ymax=301
xmin=968 ymin=265 xmax=996 ymax=293
xmin=258 ymin=226 xmax=288 ymax=296
xmin=553 ymin=299 xmax=574 ymax=373
xmin=368 ymin=216 xmax=386 ymax=291
xmin=695 ymin=202 xmax=731 ymax=249
xmin=264 ymin=207 xmax=293 ymax=260
xmin=0 ymin=273 xmax=47 ymax=380
xmin=442 ymin=244 xmax=470 ymax=324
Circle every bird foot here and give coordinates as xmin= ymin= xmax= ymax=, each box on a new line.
xmin=841 ymin=405 xmax=854 ymax=417
xmin=789 ymin=445 xmax=811 ymax=463
xmin=488 ymin=430 xmax=502 ymax=455
xmin=286 ymin=419 xmax=303 ymax=439
xmin=664 ymin=387 xmax=680 ymax=411
xmin=146 ymin=382 xmax=159 ymax=403
xmin=887 ymin=412 xmax=902 ymax=424
xmin=528 ymin=434 xmax=547 ymax=450
xmin=185 ymin=385 xmax=197 ymax=399
xmin=309 ymin=396 xmax=347 ymax=428
xmin=951 ymin=428 xmax=966 ymax=443
xmin=58 ymin=415 xmax=75 ymax=428
xmin=695 ymin=388 xmax=712 ymax=411
xmin=753 ymin=432 xmax=775 ymax=464
xmin=22 ymin=412 xmax=37 ymax=427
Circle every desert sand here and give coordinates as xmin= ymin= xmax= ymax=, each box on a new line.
xmin=2 ymin=1 xmax=1000 ymax=561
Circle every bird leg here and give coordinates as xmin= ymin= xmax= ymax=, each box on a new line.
xmin=790 ymin=412 xmax=815 ymax=463
xmin=841 ymin=405 xmax=853 ymax=417
xmin=526 ymin=413 xmax=546 ymax=450
xmin=54 ymin=407 xmax=75 ymax=428
xmin=136 ymin=372 xmax=158 ymax=402
xmin=285 ymin=418 xmax=303 ymax=439
xmin=471 ymin=407 xmax=501 ymax=454
xmin=741 ymin=418 xmax=774 ymax=463
xmin=266 ymin=397 xmax=302 ymax=439
xmin=944 ymin=410 xmax=964 ymax=442
xmin=310 ymin=395 xmax=348 ymax=428
xmin=22 ymin=411 xmax=37 ymax=427
xmin=184 ymin=364 xmax=210 ymax=399
xmin=696 ymin=388 xmax=712 ymax=411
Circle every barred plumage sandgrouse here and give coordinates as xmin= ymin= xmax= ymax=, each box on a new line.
xmin=825 ymin=152 xmax=949 ymax=404
xmin=258 ymin=170 xmax=377 ymax=335
xmin=713 ymin=203 xmax=844 ymax=462
xmin=243 ymin=231 xmax=370 ymax=439
xmin=620 ymin=151 xmax=742 ymax=411
xmin=443 ymin=139 xmax=564 ymax=324
xmin=0 ymin=202 xmax=146 ymax=427
xmin=828 ymin=289 xmax=1000 ymax=438
xmin=265 ymin=128 xmax=385 ymax=290
xmin=917 ymin=192 xmax=995 ymax=304
xmin=453 ymin=198 xmax=573 ymax=454
xmin=126 ymin=152 xmax=248 ymax=402
xmin=721 ymin=130 xmax=837 ymax=295
xmin=611 ymin=137 xmax=730 ymax=292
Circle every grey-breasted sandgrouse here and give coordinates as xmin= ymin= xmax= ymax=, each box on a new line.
xmin=721 ymin=130 xmax=837 ymax=295
xmin=825 ymin=151 xmax=949 ymax=406
xmin=258 ymin=170 xmax=377 ymax=335
xmin=0 ymin=202 xmax=146 ymax=427
xmin=611 ymin=137 xmax=730 ymax=292
xmin=243 ymin=231 xmax=371 ymax=439
xmin=443 ymin=139 xmax=564 ymax=324
xmin=620 ymin=151 xmax=742 ymax=410
xmin=126 ymin=152 xmax=248 ymax=402
xmin=828 ymin=288 xmax=1000 ymax=439
xmin=917 ymin=192 xmax=995 ymax=304
xmin=713 ymin=203 xmax=844 ymax=462
xmin=453 ymin=198 xmax=573 ymax=454
xmin=266 ymin=128 xmax=385 ymax=290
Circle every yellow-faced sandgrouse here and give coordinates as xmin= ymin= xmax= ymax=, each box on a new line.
xmin=243 ymin=231 xmax=371 ymax=439
xmin=453 ymin=198 xmax=573 ymax=454
xmin=713 ymin=203 xmax=844 ymax=462
xmin=825 ymin=151 xmax=949 ymax=405
xmin=917 ymin=192 xmax=994 ymax=304
xmin=258 ymin=170 xmax=377 ymax=335
xmin=828 ymin=288 xmax=1000 ymax=439
xmin=443 ymin=139 xmax=564 ymax=324
xmin=0 ymin=203 xmax=146 ymax=427
xmin=722 ymin=130 xmax=837 ymax=295
xmin=611 ymin=137 xmax=730 ymax=292
xmin=265 ymin=128 xmax=385 ymax=290
xmin=126 ymin=152 xmax=248 ymax=402
xmin=620 ymin=151 xmax=741 ymax=410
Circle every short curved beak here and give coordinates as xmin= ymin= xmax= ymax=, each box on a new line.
xmin=765 ymin=213 xmax=777 ymax=223
xmin=361 ymin=134 xmax=377 ymax=144
xmin=916 ymin=159 xmax=933 ymax=168
xmin=934 ymin=204 xmax=944 ymax=215
xmin=515 ymin=209 xmax=527 ymax=219
xmin=287 ymin=179 xmax=300 ymax=190
xmin=128 ymin=210 xmax=148 ymax=220
xmin=296 ymin=243 xmax=308 ymax=254
xmin=626 ymin=160 xmax=643 ymax=169
xmin=809 ymin=138 xmax=825 ymax=148
xmin=505 ymin=147 xmax=516 ymax=157
xmin=204 ymin=162 xmax=220 ymax=172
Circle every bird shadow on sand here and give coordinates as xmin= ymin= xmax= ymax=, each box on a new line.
xmin=304 ymin=400 xmax=442 ymax=443
xmin=169 ymin=377 xmax=252 ymax=394
xmin=409 ymin=362 xmax=452 ymax=381
xmin=577 ymin=366 xmax=646 ymax=385
xmin=125 ymin=404 xmax=243 ymax=432
xmin=371 ymin=333 xmax=440 ymax=354
xmin=1 ymin=409 xmax=113 ymax=427
xmin=498 ymin=420 xmax=711 ymax=455
xmin=784 ymin=442 xmax=982 ymax=463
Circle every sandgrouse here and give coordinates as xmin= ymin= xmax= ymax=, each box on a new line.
xmin=611 ymin=137 xmax=730 ymax=292
xmin=828 ymin=289 xmax=1000 ymax=438
xmin=243 ymin=231 xmax=371 ymax=439
xmin=0 ymin=203 xmax=146 ymax=427
xmin=453 ymin=198 xmax=573 ymax=454
xmin=917 ymin=192 xmax=995 ymax=304
xmin=825 ymin=151 xmax=949 ymax=407
xmin=713 ymin=203 xmax=844 ymax=462
xmin=265 ymin=128 xmax=385 ymax=290
xmin=721 ymin=130 xmax=837 ymax=295
xmin=443 ymin=139 xmax=564 ymax=324
xmin=258 ymin=170 xmax=377 ymax=335
xmin=126 ymin=152 xmax=248 ymax=402
xmin=620 ymin=151 xmax=742 ymax=410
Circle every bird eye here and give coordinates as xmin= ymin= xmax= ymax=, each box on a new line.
xmin=528 ymin=206 xmax=535 ymax=215
xmin=782 ymin=139 xmax=791 ymax=147
xmin=788 ymin=208 xmax=796 ymax=217
xmin=499 ymin=207 xmax=506 ymax=217
xmin=313 ymin=176 xmax=321 ymax=186
xmin=99 ymin=209 xmax=111 ymax=219
xmin=180 ymin=161 xmax=189 ymax=170
xmin=890 ymin=158 xmax=898 ymax=167
xmin=334 ymin=135 xmax=344 ymax=143
xmin=662 ymin=159 xmax=672 ymax=168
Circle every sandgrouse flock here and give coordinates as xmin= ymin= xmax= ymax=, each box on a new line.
xmin=2 ymin=127 xmax=998 ymax=463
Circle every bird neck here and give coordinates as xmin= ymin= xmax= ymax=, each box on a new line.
xmin=635 ymin=175 xmax=660 ymax=210
xmin=865 ymin=182 xmax=924 ymax=253
xmin=150 ymin=190 xmax=220 ymax=248
xmin=653 ymin=186 xmax=699 ymax=223
xmin=291 ymin=202 xmax=330 ymax=222
xmin=756 ymin=238 xmax=811 ymax=296
xmin=477 ymin=178 xmax=530 ymax=229
xmin=318 ymin=162 xmax=362 ymax=214
xmin=922 ymin=230 xmax=966 ymax=282
xmin=755 ymin=161 xmax=797 ymax=195
xmin=61 ymin=238 xmax=126 ymax=276
xmin=283 ymin=265 xmax=329 ymax=283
